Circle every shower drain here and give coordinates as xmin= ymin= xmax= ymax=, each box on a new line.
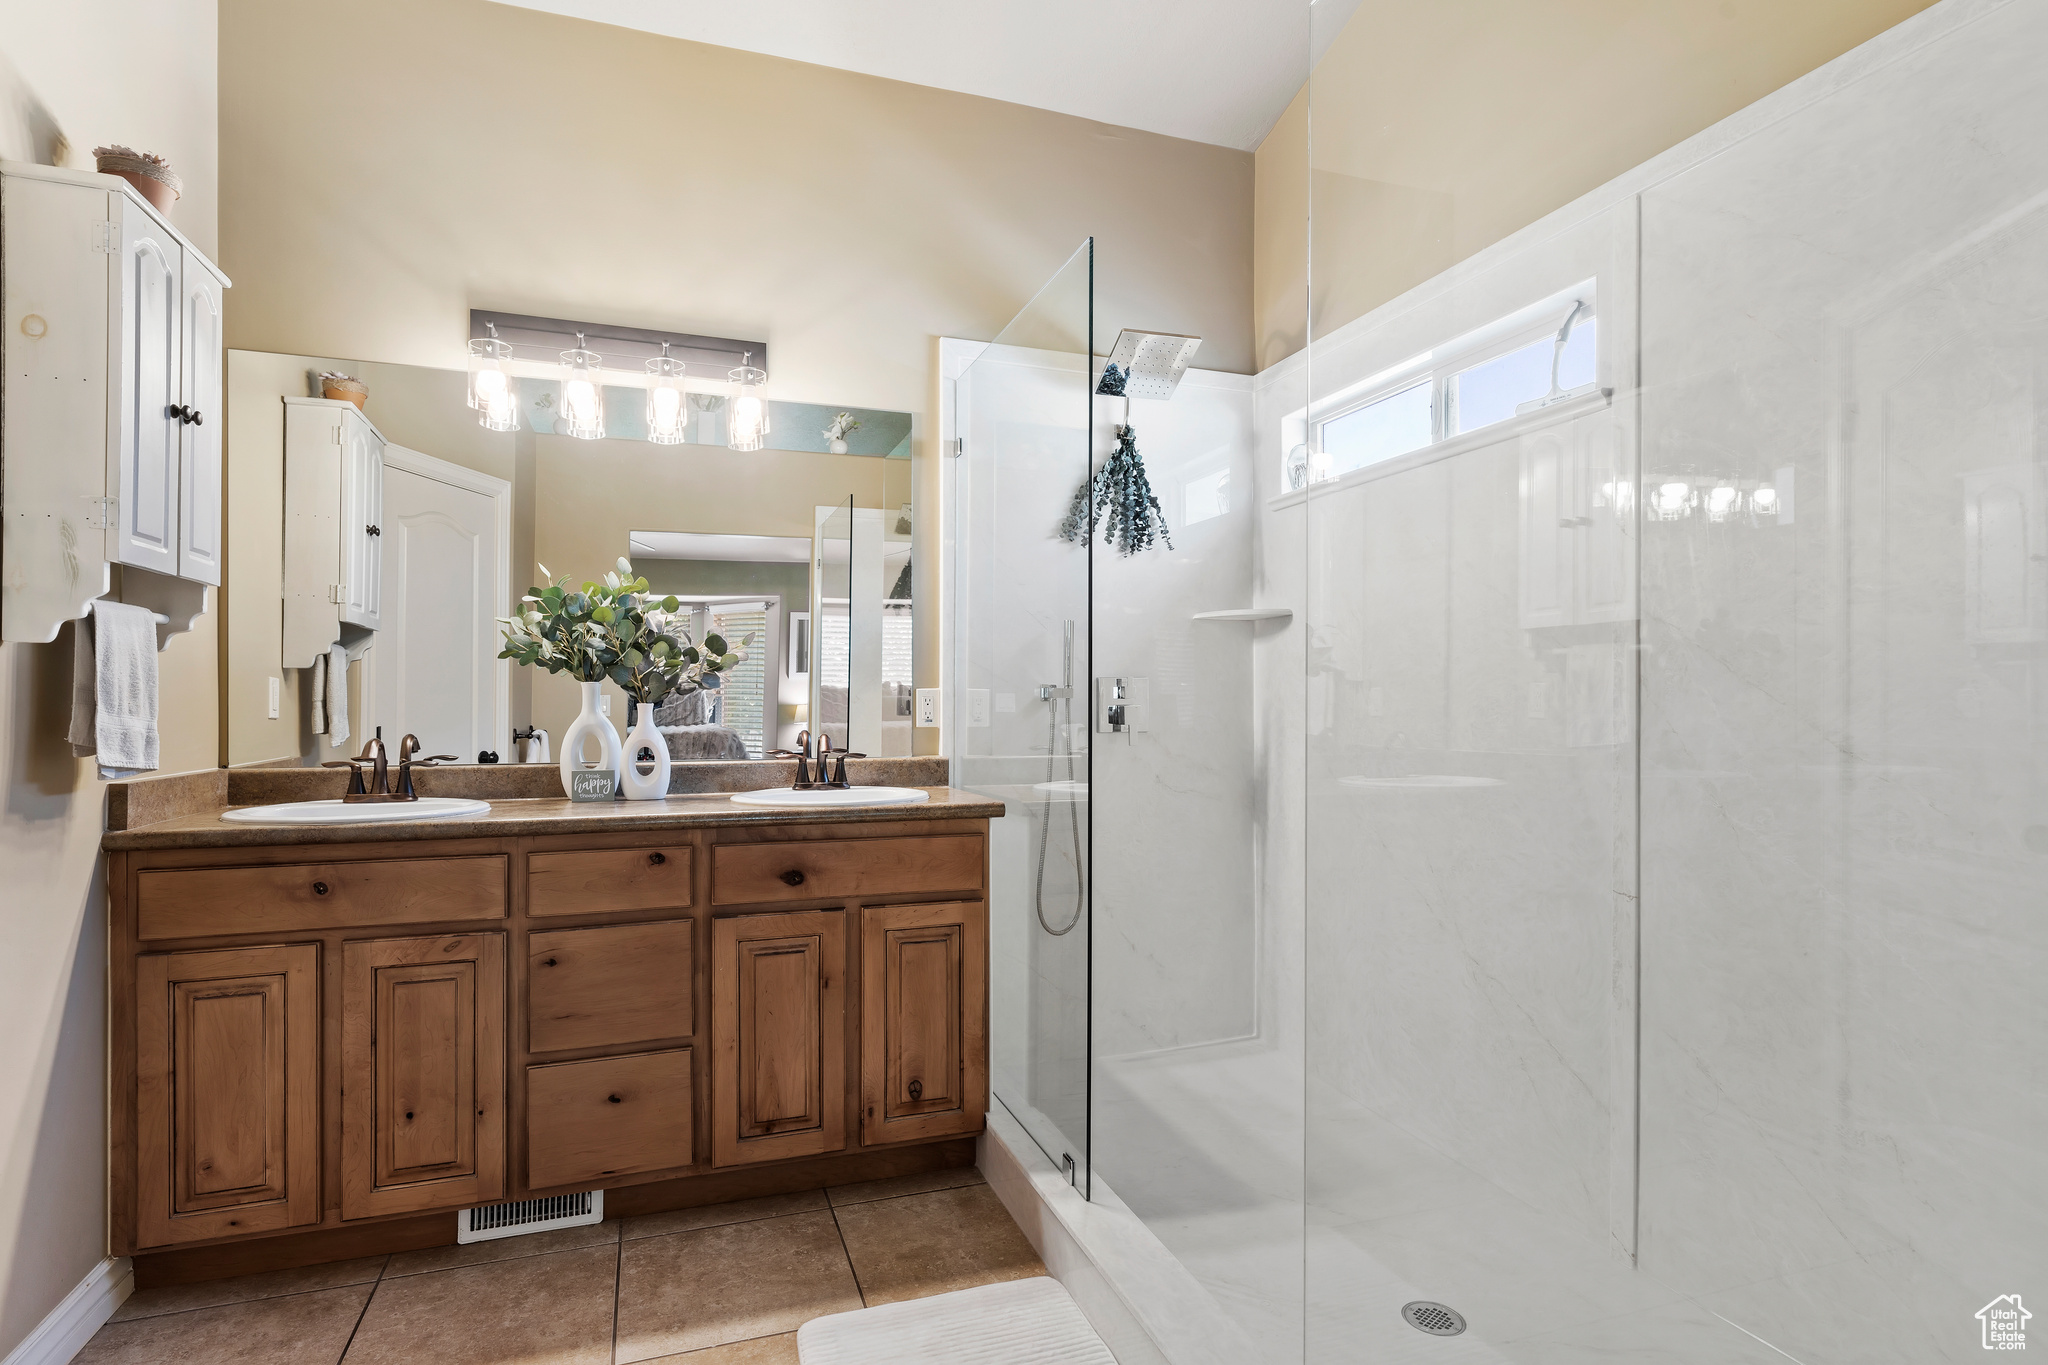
xmin=1402 ymin=1301 xmax=1468 ymax=1337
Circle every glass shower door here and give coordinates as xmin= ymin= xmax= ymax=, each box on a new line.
xmin=951 ymin=240 xmax=1095 ymax=1191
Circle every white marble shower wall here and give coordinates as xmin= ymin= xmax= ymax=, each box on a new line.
xmin=1635 ymin=1 xmax=2048 ymax=1358
xmin=1279 ymin=1 xmax=2048 ymax=1361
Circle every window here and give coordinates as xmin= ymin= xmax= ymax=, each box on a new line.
xmin=1301 ymin=293 xmax=1598 ymax=486
xmin=1320 ymin=382 xmax=1433 ymax=476
xmin=1450 ymin=317 xmax=1596 ymax=434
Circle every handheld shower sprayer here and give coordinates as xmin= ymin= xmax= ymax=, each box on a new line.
xmin=1035 ymin=619 xmax=1085 ymax=936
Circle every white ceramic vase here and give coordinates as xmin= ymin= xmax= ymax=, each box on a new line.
xmin=559 ymin=680 xmax=622 ymax=796
xmin=618 ymin=700 xmax=671 ymax=801
xmin=828 ymin=438 xmax=849 ymax=454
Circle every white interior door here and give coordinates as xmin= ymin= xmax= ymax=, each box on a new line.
xmin=375 ymin=462 xmax=502 ymax=760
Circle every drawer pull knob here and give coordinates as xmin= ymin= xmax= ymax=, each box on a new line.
xmin=312 ymin=881 xmax=330 ymax=896
xmin=908 ymin=1079 xmax=923 ymax=1100
xmin=404 ymin=1110 xmax=414 ymax=1120
xmin=607 ymin=1094 xmax=623 ymax=1104
xmin=781 ymin=869 xmax=806 ymax=887
xmin=648 ymin=851 xmax=666 ymax=865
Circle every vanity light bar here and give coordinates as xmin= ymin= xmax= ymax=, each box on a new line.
xmin=469 ymin=311 xmax=767 ymax=389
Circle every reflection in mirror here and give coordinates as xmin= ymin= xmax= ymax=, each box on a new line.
xmin=221 ymin=351 xmax=915 ymax=773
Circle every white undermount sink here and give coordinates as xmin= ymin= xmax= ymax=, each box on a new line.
xmin=220 ymin=798 xmax=492 ymax=825
xmin=729 ymin=786 xmax=931 ymax=808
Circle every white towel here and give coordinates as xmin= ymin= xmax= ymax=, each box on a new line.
xmin=67 ymin=601 xmax=159 ymax=779
xmin=310 ymin=651 xmax=329 ymax=734
xmin=326 ymin=642 xmax=350 ymax=747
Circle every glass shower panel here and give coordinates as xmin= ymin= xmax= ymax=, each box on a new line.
xmin=951 ymin=240 xmax=1095 ymax=1191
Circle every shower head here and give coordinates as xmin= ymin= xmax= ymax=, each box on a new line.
xmin=1098 ymin=330 xmax=1202 ymax=400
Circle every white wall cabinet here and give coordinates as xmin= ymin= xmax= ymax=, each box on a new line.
xmin=283 ymin=398 xmax=386 ymax=667
xmin=0 ymin=161 xmax=229 ymax=644
xmin=1519 ymin=404 xmax=1636 ymax=629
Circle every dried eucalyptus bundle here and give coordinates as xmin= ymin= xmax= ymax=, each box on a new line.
xmin=1057 ymin=424 xmax=1173 ymax=556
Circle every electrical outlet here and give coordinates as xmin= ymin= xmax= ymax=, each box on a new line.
xmin=267 ymin=676 xmax=281 ymax=719
xmin=916 ymin=688 xmax=941 ymax=727
xmin=967 ymin=689 xmax=991 ymax=728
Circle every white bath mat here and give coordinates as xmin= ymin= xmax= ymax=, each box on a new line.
xmin=797 ymin=1276 xmax=1116 ymax=1364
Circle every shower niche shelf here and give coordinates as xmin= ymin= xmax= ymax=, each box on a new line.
xmin=1191 ymin=608 xmax=1291 ymax=622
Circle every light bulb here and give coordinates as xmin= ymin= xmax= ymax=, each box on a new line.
xmin=728 ymin=353 xmax=769 ymax=451
xmin=559 ymin=336 xmax=605 ymax=440
xmin=1752 ymin=486 xmax=1779 ymax=517
xmin=1654 ymin=481 xmax=1693 ymax=520
xmin=1707 ymin=484 xmax=1740 ymax=522
xmin=646 ymin=349 xmax=688 ymax=445
xmin=468 ymin=335 xmax=520 ymax=432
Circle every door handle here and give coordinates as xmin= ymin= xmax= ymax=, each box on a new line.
xmin=648 ymin=851 xmax=666 ymax=865
xmin=908 ymin=1079 xmax=923 ymax=1101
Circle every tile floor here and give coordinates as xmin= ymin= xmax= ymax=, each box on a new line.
xmin=80 ymin=1167 xmax=1044 ymax=1365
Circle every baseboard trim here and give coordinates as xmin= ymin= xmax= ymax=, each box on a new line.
xmin=1 ymin=1258 xmax=133 ymax=1365
xmin=977 ymin=1107 xmax=1256 ymax=1365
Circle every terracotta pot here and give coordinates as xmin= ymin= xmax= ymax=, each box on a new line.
xmin=93 ymin=148 xmax=181 ymax=214
xmin=112 ymin=170 xmax=177 ymax=213
xmin=322 ymin=378 xmax=369 ymax=411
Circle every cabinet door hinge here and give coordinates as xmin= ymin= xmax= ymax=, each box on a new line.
xmin=92 ymin=221 xmax=118 ymax=254
xmin=329 ymin=583 xmax=347 ymax=604
xmin=82 ymin=495 xmax=118 ymax=530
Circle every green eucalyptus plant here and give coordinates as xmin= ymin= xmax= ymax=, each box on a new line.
xmin=498 ymin=558 xmax=750 ymax=705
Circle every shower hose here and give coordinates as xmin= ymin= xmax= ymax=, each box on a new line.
xmin=1035 ymin=688 xmax=1086 ymax=936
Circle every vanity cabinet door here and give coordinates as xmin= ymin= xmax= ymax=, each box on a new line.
xmin=135 ymin=945 xmax=320 ymax=1247
xmin=341 ymin=933 xmax=505 ymax=1219
xmin=710 ymin=910 xmax=845 ymax=1166
xmin=859 ymin=902 xmax=987 ymax=1145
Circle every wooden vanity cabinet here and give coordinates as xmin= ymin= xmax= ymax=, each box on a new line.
xmin=134 ymin=944 xmax=320 ymax=1246
xmin=109 ymin=816 xmax=990 ymax=1261
xmin=341 ymin=933 xmax=506 ymax=1219
xmin=709 ymin=910 xmax=847 ymax=1167
xmin=860 ymin=901 xmax=988 ymax=1145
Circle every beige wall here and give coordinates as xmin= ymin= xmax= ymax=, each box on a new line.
xmin=219 ymin=0 xmax=1250 ymax=759
xmin=1253 ymin=0 xmax=1941 ymax=366
xmin=0 ymin=1 xmax=217 ymax=1354
xmin=218 ymin=0 xmax=1254 ymax=394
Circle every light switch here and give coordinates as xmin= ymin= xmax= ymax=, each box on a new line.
xmin=267 ymin=676 xmax=281 ymax=719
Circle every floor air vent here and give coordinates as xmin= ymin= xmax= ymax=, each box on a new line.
xmin=1402 ymin=1301 xmax=1468 ymax=1337
xmin=457 ymin=1190 xmax=603 ymax=1244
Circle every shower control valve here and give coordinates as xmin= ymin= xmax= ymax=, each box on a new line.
xmin=1095 ymin=676 xmax=1150 ymax=735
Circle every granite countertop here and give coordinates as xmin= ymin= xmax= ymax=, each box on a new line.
xmin=103 ymin=787 xmax=1006 ymax=851
xmin=102 ymin=756 xmax=1005 ymax=851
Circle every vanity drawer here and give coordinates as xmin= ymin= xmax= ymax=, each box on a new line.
xmin=528 ymin=920 xmax=693 ymax=1053
xmin=711 ymin=836 xmax=983 ymax=906
xmin=527 ymin=845 xmax=693 ymax=917
xmin=136 ymin=856 xmax=509 ymax=939
xmin=526 ymin=1049 xmax=693 ymax=1189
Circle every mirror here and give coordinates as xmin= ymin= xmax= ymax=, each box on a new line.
xmin=220 ymin=350 xmax=918 ymax=772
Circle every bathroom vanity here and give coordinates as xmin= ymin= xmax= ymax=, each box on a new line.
xmin=102 ymin=773 xmax=998 ymax=1271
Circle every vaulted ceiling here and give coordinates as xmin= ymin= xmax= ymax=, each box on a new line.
xmin=486 ymin=0 xmax=1356 ymax=150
